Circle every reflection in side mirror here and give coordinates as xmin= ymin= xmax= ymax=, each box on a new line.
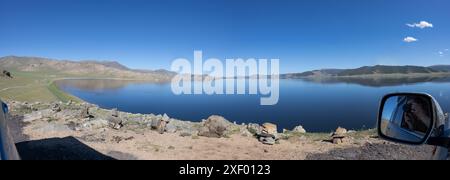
xmin=378 ymin=93 xmax=434 ymax=145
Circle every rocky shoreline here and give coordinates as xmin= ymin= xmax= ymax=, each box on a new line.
xmin=5 ymin=100 xmax=434 ymax=160
xmin=8 ymin=100 xmax=357 ymax=145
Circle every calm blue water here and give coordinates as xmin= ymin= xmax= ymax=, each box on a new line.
xmin=57 ymin=78 xmax=450 ymax=132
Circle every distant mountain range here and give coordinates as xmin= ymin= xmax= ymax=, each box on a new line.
xmin=0 ymin=56 xmax=176 ymax=81
xmin=282 ymin=65 xmax=450 ymax=78
xmin=2 ymin=56 xmax=450 ymax=80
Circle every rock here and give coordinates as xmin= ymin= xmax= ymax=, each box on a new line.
xmin=158 ymin=121 xmax=167 ymax=134
xmin=262 ymin=123 xmax=277 ymax=135
xmin=79 ymin=106 xmax=91 ymax=119
xmin=150 ymin=118 xmax=159 ymax=129
xmin=331 ymin=127 xmax=348 ymax=144
xmin=150 ymin=117 xmax=167 ymax=134
xmin=240 ymin=129 xmax=253 ymax=137
xmin=198 ymin=115 xmax=232 ymax=138
xmin=108 ymin=114 xmax=121 ymax=124
xmin=165 ymin=123 xmax=177 ymax=133
xmin=332 ymin=138 xmax=343 ymax=144
xmin=108 ymin=108 xmax=122 ymax=129
xmin=255 ymin=123 xmax=279 ymax=145
xmin=179 ymin=131 xmax=193 ymax=137
xmin=292 ymin=125 xmax=306 ymax=133
xmin=251 ymin=123 xmax=278 ymax=145
xmin=111 ymin=108 xmax=119 ymax=117
xmin=162 ymin=113 xmax=170 ymax=122
xmin=66 ymin=100 xmax=73 ymax=106
xmin=2 ymin=70 xmax=12 ymax=78
xmin=332 ymin=127 xmax=347 ymax=138
xmin=247 ymin=123 xmax=262 ymax=135
xmin=259 ymin=137 xmax=276 ymax=145
xmin=108 ymin=116 xmax=122 ymax=128
xmin=51 ymin=103 xmax=61 ymax=112
xmin=66 ymin=121 xmax=78 ymax=131
xmin=23 ymin=111 xmax=43 ymax=122
xmin=112 ymin=123 xmax=122 ymax=130
xmin=258 ymin=132 xmax=275 ymax=138
xmin=82 ymin=119 xmax=109 ymax=130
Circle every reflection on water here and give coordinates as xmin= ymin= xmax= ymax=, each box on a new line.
xmin=57 ymin=77 xmax=450 ymax=132
xmin=56 ymin=79 xmax=159 ymax=91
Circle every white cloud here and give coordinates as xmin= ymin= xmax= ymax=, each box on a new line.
xmin=403 ymin=36 xmax=418 ymax=43
xmin=406 ymin=21 xmax=433 ymax=29
xmin=438 ymin=50 xmax=448 ymax=57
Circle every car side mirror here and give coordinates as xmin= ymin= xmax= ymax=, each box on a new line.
xmin=377 ymin=93 xmax=435 ymax=145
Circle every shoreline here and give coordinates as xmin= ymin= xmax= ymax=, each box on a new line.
xmin=6 ymin=100 xmax=432 ymax=160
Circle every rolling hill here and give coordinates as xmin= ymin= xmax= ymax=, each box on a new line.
xmin=337 ymin=65 xmax=442 ymax=76
xmin=428 ymin=65 xmax=450 ymax=72
xmin=283 ymin=65 xmax=449 ymax=78
xmin=0 ymin=56 xmax=175 ymax=81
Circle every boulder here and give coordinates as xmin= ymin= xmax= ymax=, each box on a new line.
xmin=150 ymin=118 xmax=159 ymax=129
xmin=51 ymin=103 xmax=61 ymax=112
xmin=292 ymin=125 xmax=306 ymax=133
xmin=262 ymin=123 xmax=277 ymax=135
xmin=331 ymin=127 xmax=348 ymax=144
xmin=332 ymin=127 xmax=347 ymax=138
xmin=111 ymin=108 xmax=119 ymax=117
xmin=23 ymin=111 xmax=43 ymax=122
xmin=162 ymin=113 xmax=170 ymax=122
xmin=108 ymin=109 xmax=122 ymax=130
xmin=259 ymin=137 xmax=276 ymax=145
xmin=165 ymin=123 xmax=177 ymax=133
xmin=157 ymin=120 xmax=167 ymax=134
xmin=254 ymin=123 xmax=280 ymax=145
xmin=2 ymin=70 xmax=12 ymax=78
xmin=78 ymin=106 xmax=92 ymax=119
xmin=150 ymin=116 xmax=168 ymax=134
xmin=198 ymin=115 xmax=232 ymax=138
xmin=81 ymin=119 xmax=109 ymax=130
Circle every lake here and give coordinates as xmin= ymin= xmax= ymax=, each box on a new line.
xmin=56 ymin=77 xmax=450 ymax=132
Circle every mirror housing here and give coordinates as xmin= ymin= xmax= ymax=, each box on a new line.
xmin=377 ymin=93 xmax=435 ymax=145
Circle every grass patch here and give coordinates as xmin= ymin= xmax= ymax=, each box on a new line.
xmin=47 ymin=81 xmax=81 ymax=103
xmin=0 ymin=70 xmax=81 ymax=102
xmin=281 ymin=131 xmax=330 ymax=141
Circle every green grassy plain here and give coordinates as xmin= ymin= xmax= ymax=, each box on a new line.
xmin=0 ymin=70 xmax=81 ymax=103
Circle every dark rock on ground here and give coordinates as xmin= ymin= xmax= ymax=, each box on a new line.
xmin=198 ymin=115 xmax=233 ymax=138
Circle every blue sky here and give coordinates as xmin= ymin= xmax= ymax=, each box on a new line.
xmin=0 ymin=0 xmax=449 ymax=73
